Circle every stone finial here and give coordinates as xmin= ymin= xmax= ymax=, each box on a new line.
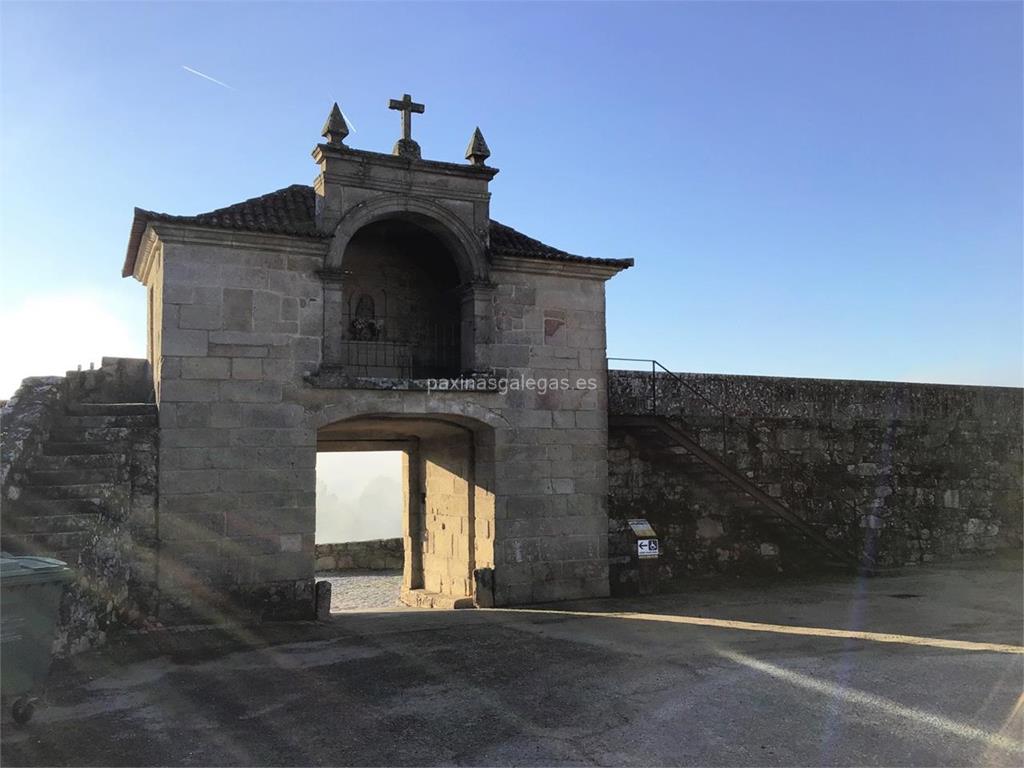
xmin=321 ymin=102 xmax=350 ymax=147
xmin=465 ymin=127 xmax=490 ymax=166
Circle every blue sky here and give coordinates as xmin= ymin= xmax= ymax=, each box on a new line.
xmin=2 ymin=0 xmax=1021 ymax=398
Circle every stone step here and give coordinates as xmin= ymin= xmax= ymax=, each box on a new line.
xmin=20 ymin=482 xmax=126 ymax=500
xmin=24 ymin=466 xmax=126 ymax=486
xmin=0 ymin=534 xmax=51 ymax=558
xmin=45 ymin=441 xmax=128 ymax=456
xmin=65 ymin=402 xmax=155 ymax=417
xmin=2 ymin=530 xmax=96 ymax=552
xmin=7 ymin=497 xmax=107 ymax=517
xmin=58 ymin=414 xmax=157 ymax=429
xmin=49 ymin=426 xmax=134 ymax=443
xmin=732 ymin=498 xmax=761 ymax=509
xmin=29 ymin=452 xmax=126 ymax=470
xmin=5 ymin=511 xmax=101 ymax=535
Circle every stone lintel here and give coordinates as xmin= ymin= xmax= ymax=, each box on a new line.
xmin=317 ymin=438 xmax=417 ymax=453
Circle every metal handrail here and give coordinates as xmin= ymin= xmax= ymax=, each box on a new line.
xmin=608 ymin=357 xmax=725 ymax=417
xmin=607 ymin=357 xmax=868 ymax=562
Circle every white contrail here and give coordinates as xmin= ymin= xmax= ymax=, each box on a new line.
xmin=181 ymin=65 xmax=233 ymax=90
xmin=339 ymin=106 xmax=357 ymax=134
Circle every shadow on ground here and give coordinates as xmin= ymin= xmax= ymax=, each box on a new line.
xmin=2 ymin=562 xmax=1021 ymax=767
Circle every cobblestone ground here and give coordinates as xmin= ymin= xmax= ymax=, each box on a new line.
xmin=317 ymin=569 xmax=403 ymax=612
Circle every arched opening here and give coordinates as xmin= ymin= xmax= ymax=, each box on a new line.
xmin=314 ymin=414 xmax=496 ymax=611
xmin=323 ymin=219 xmax=464 ymax=379
xmin=315 ymin=450 xmax=405 ymax=611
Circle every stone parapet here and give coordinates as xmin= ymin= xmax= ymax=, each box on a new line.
xmin=608 ymin=369 xmax=1023 ymax=578
xmin=315 ymin=539 xmax=404 ymax=571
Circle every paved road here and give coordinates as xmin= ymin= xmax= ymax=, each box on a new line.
xmin=3 ymin=563 xmax=1021 ymax=766
xmin=317 ymin=570 xmax=403 ymax=612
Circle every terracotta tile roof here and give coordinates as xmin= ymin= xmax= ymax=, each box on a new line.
xmin=487 ymin=220 xmax=632 ymax=268
xmin=123 ymin=185 xmax=632 ymax=276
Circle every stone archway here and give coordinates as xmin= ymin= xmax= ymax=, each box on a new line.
xmin=324 ymin=194 xmax=489 ymax=284
xmin=316 ymin=413 xmax=497 ymax=609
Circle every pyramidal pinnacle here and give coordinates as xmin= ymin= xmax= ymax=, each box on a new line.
xmin=321 ymin=102 xmax=350 ymax=147
xmin=465 ymin=127 xmax=491 ymax=166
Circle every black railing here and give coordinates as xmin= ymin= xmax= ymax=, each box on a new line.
xmin=607 ymin=357 xmax=867 ymax=548
xmin=608 ymin=357 xmax=731 ymax=449
xmin=338 ymin=317 xmax=460 ymax=379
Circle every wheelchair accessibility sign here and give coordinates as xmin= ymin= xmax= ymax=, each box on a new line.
xmin=637 ymin=538 xmax=660 ymax=559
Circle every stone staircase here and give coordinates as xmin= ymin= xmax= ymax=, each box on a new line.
xmin=2 ymin=360 xmax=158 ymax=654
xmin=6 ymin=403 xmax=156 ymax=559
xmin=610 ymin=414 xmax=867 ymax=573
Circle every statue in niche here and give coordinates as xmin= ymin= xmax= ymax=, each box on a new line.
xmin=349 ymin=293 xmax=383 ymax=341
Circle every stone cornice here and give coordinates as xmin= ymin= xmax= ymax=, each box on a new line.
xmin=317 ymin=171 xmax=494 ymax=204
xmin=316 ymin=268 xmax=346 ymax=284
xmin=150 ymin=223 xmax=329 ymax=254
xmin=133 ymin=226 xmax=161 ymax=284
xmin=130 ymin=222 xmax=329 ymax=284
xmin=312 ymin=143 xmax=499 ymax=182
xmin=490 ymin=254 xmax=632 ymax=281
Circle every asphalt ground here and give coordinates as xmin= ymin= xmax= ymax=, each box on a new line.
xmin=3 ymin=562 xmax=1021 ymax=766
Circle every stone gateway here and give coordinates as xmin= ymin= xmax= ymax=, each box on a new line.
xmin=1 ymin=96 xmax=1019 ymax=651
xmin=119 ymin=96 xmax=633 ymax=620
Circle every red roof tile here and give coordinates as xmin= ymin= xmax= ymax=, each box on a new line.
xmin=123 ymin=185 xmax=632 ymax=277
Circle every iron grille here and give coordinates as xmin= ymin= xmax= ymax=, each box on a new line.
xmin=337 ymin=316 xmax=460 ymax=379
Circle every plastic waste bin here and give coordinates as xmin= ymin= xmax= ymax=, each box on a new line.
xmin=1 ymin=554 xmax=73 ymax=723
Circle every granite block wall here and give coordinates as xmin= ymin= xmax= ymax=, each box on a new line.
xmin=486 ymin=267 xmax=610 ymax=605
xmin=147 ymin=234 xmax=325 ymax=623
xmin=608 ymin=370 xmax=1023 ymax=579
xmin=315 ymin=538 xmax=404 ymax=571
xmin=134 ymin=224 xmax=617 ymax=616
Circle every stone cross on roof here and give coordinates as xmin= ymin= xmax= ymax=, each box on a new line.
xmin=389 ymin=93 xmax=425 ymax=159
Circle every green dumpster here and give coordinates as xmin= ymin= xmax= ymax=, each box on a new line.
xmin=1 ymin=554 xmax=73 ymax=724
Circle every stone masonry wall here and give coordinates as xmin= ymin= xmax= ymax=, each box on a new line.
xmin=487 ymin=267 xmax=610 ymax=605
xmin=145 ymin=220 xmax=614 ymax=616
xmin=306 ymin=265 xmax=610 ymax=607
xmin=421 ymin=431 xmax=475 ymax=596
xmin=315 ymin=538 xmax=404 ymax=571
xmin=151 ymin=234 xmax=324 ymax=623
xmin=608 ymin=370 xmax=1023 ymax=580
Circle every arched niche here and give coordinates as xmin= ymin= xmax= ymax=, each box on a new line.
xmin=324 ymin=195 xmax=488 ymax=284
xmin=320 ymin=195 xmax=493 ymax=378
xmin=322 ymin=217 xmax=475 ymax=378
